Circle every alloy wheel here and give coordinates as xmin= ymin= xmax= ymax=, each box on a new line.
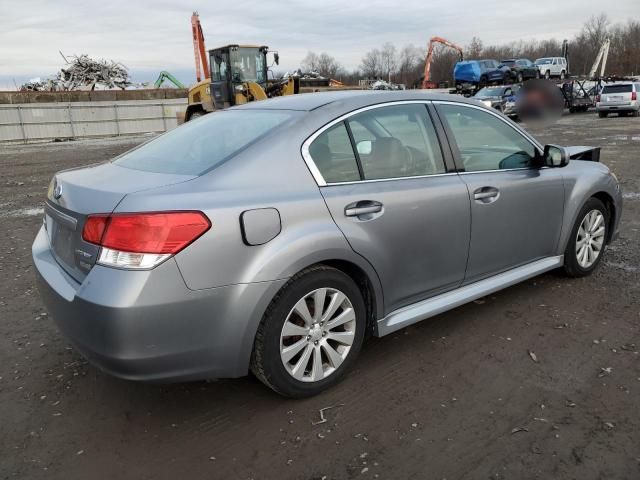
xmin=280 ymin=288 xmax=356 ymax=382
xmin=576 ymin=209 xmax=606 ymax=268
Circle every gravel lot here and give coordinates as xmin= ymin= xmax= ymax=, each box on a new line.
xmin=1 ymin=113 xmax=639 ymax=479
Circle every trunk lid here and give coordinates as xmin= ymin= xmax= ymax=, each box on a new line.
xmin=45 ymin=162 xmax=195 ymax=282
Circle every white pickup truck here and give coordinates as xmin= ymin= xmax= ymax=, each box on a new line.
xmin=534 ymin=57 xmax=568 ymax=79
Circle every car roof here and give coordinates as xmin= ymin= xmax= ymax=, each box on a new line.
xmin=231 ymin=90 xmax=482 ymax=112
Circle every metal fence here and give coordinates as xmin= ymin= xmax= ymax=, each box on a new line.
xmin=0 ymin=99 xmax=187 ymax=144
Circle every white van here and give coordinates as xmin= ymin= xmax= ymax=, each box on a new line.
xmin=535 ymin=57 xmax=568 ymax=80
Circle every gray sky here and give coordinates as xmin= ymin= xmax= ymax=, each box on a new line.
xmin=0 ymin=0 xmax=635 ymax=87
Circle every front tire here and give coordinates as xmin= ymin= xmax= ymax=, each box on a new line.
xmin=516 ymin=72 xmax=523 ymax=83
xmin=598 ymin=111 xmax=608 ymax=118
xmin=251 ymin=265 xmax=366 ymax=397
xmin=563 ymin=198 xmax=609 ymax=277
xmin=560 ymin=70 xmax=566 ymax=80
xmin=544 ymin=70 xmax=551 ymax=80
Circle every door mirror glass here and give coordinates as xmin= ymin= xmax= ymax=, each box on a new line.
xmin=543 ymin=144 xmax=569 ymax=167
xmin=356 ymin=140 xmax=372 ymax=155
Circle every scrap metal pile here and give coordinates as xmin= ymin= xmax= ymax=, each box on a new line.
xmin=20 ymin=53 xmax=132 ymax=91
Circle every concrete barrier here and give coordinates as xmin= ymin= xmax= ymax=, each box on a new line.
xmin=0 ymin=98 xmax=187 ymax=144
xmin=0 ymin=89 xmax=188 ymax=105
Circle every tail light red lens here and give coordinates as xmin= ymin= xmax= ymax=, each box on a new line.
xmin=82 ymin=211 xmax=211 ymax=254
xmin=632 ymin=91 xmax=637 ymax=101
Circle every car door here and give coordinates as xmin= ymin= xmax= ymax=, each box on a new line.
xmin=487 ymin=61 xmax=500 ymax=81
xmin=303 ymin=102 xmax=471 ymax=313
xmin=434 ymin=101 xmax=564 ymax=283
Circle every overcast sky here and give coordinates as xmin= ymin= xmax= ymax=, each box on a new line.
xmin=0 ymin=0 xmax=635 ymax=88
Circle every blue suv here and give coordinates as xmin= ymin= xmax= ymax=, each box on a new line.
xmin=455 ymin=59 xmax=512 ymax=90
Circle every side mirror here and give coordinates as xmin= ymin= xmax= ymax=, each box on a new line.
xmin=356 ymin=140 xmax=372 ymax=155
xmin=274 ymin=52 xmax=280 ymax=65
xmin=543 ymin=144 xmax=569 ymax=167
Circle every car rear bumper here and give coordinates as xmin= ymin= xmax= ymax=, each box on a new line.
xmin=596 ymin=102 xmax=639 ymax=112
xmin=32 ymin=226 xmax=286 ymax=382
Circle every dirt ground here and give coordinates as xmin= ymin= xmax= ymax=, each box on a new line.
xmin=1 ymin=113 xmax=639 ymax=480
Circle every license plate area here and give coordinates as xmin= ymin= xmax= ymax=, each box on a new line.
xmin=46 ymin=213 xmax=76 ymax=267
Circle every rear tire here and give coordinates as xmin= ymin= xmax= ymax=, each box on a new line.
xmin=516 ymin=72 xmax=523 ymax=83
xmin=619 ymin=112 xmax=628 ymax=117
xmin=563 ymin=197 xmax=609 ymax=277
xmin=479 ymin=75 xmax=488 ymax=88
xmin=560 ymin=70 xmax=566 ymax=80
xmin=598 ymin=111 xmax=608 ymax=118
xmin=544 ymin=70 xmax=551 ymax=80
xmin=251 ymin=265 xmax=366 ymax=397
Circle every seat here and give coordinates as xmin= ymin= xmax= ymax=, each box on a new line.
xmin=366 ymin=137 xmax=411 ymax=179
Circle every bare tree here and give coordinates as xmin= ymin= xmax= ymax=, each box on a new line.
xmin=380 ymin=42 xmax=398 ymax=82
xmin=397 ymin=44 xmax=423 ymax=86
xmin=360 ymin=48 xmax=382 ymax=78
xmin=466 ymin=37 xmax=483 ymax=59
xmin=301 ymin=52 xmax=320 ymax=73
xmin=316 ymin=53 xmax=341 ymax=78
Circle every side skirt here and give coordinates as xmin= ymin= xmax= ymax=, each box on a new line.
xmin=376 ymin=256 xmax=564 ymax=336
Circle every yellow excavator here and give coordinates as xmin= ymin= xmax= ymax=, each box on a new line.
xmin=183 ymin=44 xmax=299 ymax=122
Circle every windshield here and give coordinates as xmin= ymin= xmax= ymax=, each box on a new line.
xmin=230 ymin=47 xmax=266 ymax=84
xmin=475 ymin=87 xmax=506 ymax=97
xmin=113 ymin=110 xmax=295 ymax=175
xmin=535 ymin=58 xmax=552 ymax=65
xmin=602 ymin=84 xmax=633 ymax=94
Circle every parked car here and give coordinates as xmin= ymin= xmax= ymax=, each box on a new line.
xmin=596 ymin=82 xmax=640 ymax=117
xmin=454 ymin=59 xmax=511 ymax=89
xmin=33 ymin=91 xmax=622 ymax=397
xmin=500 ymin=59 xmax=539 ymax=82
xmin=535 ymin=57 xmax=568 ymax=79
xmin=473 ymin=85 xmax=520 ymax=118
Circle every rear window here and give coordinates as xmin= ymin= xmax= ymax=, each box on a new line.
xmin=113 ymin=110 xmax=295 ymax=175
xmin=601 ymin=84 xmax=633 ymax=94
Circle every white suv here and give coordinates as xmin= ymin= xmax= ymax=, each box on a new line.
xmin=535 ymin=57 xmax=568 ymax=80
xmin=596 ymin=82 xmax=640 ymax=117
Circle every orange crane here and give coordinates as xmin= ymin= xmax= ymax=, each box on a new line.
xmin=191 ymin=12 xmax=209 ymax=82
xmin=422 ymin=36 xmax=464 ymax=89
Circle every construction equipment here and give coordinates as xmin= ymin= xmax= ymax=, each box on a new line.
xmin=191 ymin=12 xmax=209 ymax=83
xmin=182 ymin=13 xmax=299 ymax=122
xmin=184 ymin=45 xmax=299 ymax=121
xmin=154 ymin=71 xmax=185 ymax=89
xmin=422 ymin=37 xmax=464 ymax=89
xmin=589 ymin=38 xmax=611 ymax=79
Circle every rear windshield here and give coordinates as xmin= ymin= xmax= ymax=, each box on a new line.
xmin=601 ymin=84 xmax=633 ymax=94
xmin=113 ymin=110 xmax=295 ymax=175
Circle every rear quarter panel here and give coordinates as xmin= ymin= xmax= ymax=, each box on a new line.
xmin=114 ymin=114 xmax=385 ymax=317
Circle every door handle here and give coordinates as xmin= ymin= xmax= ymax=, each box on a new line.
xmin=345 ymin=201 xmax=383 ymax=217
xmin=473 ymin=187 xmax=500 ymax=203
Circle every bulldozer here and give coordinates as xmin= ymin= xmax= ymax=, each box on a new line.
xmin=183 ymin=44 xmax=299 ymax=122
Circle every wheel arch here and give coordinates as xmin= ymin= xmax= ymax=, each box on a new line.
xmin=185 ymin=104 xmax=206 ymax=121
xmin=591 ymin=191 xmax=616 ymax=243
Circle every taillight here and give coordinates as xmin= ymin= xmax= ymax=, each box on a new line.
xmin=82 ymin=211 xmax=211 ymax=269
xmin=632 ymin=91 xmax=637 ymax=101
xmin=595 ymin=94 xmax=600 ymax=102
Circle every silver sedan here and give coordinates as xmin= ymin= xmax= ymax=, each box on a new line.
xmin=33 ymin=91 xmax=622 ymax=397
